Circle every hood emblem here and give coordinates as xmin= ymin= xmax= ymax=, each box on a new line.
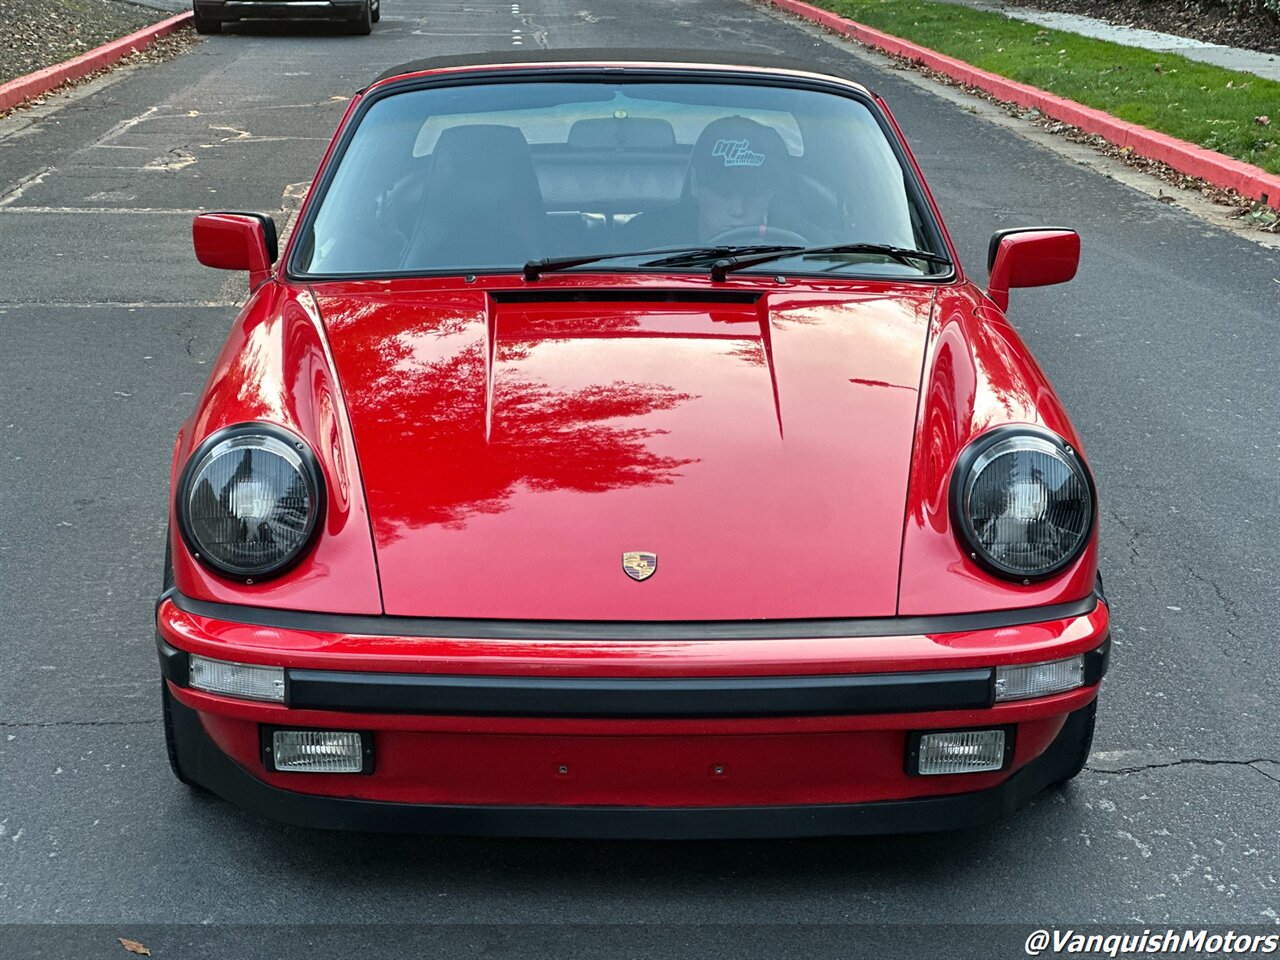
xmin=621 ymin=551 xmax=657 ymax=582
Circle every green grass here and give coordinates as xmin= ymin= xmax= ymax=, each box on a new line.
xmin=816 ymin=0 xmax=1280 ymax=175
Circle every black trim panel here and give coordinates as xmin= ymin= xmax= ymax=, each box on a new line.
xmin=165 ymin=696 xmax=1098 ymax=837
xmin=166 ymin=591 xmax=1100 ymax=641
xmin=157 ymin=635 xmax=189 ymax=686
xmin=286 ymin=667 xmax=995 ymax=718
xmin=1083 ymin=637 xmax=1110 ymax=687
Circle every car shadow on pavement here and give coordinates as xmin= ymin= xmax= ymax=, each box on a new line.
xmin=179 ymin=781 xmax=1087 ymax=907
xmin=218 ymin=21 xmax=368 ymax=37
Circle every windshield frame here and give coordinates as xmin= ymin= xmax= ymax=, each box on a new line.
xmin=284 ymin=66 xmax=958 ymax=285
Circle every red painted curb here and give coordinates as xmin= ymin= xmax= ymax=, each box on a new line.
xmin=767 ymin=0 xmax=1280 ymax=210
xmin=0 ymin=11 xmax=193 ymax=114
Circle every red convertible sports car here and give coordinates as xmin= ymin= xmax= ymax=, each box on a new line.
xmin=157 ymin=50 xmax=1108 ymax=837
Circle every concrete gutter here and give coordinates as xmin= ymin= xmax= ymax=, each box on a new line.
xmin=765 ymin=0 xmax=1280 ymax=210
xmin=0 ymin=11 xmax=193 ymax=114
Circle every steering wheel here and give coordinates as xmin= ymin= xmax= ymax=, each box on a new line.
xmin=704 ymin=225 xmax=809 ymax=247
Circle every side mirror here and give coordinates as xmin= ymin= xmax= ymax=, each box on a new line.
xmin=193 ymin=213 xmax=278 ymax=289
xmin=986 ymin=227 xmax=1080 ymax=312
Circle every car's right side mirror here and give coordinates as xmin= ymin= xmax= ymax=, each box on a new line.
xmin=986 ymin=228 xmax=1080 ymax=312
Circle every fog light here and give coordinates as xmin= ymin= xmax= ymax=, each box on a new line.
xmin=913 ymin=729 xmax=1008 ymax=775
xmin=189 ymin=655 xmax=284 ymax=702
xmin=268 ymin=730 xmax=369 ymax=774
xmin=995 ymin=655 xmax=1085 ymax=702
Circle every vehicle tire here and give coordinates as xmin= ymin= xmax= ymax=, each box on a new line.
xmin=347 ymin=0 xmax=373 ymax=34
xmin=371 ymin=0 xmax=380 ymax=22
xmin=1051 ymin=698 xmax=1097 ymax=785
xmin=192 ymin=6 xmax=222 ymax=33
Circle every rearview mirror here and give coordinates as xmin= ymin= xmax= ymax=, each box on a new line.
xmin=986 ymin=228 xmax=1080 ymax=312
xmin=193 ymin=213 xmax=278 ymax=289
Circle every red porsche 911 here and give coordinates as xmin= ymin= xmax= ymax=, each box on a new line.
xmin=157 ymin=50 xmax=1108 ymax=837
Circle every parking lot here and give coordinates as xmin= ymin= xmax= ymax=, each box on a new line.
xmin=1 ymin=0 xmax=1278 ymax=947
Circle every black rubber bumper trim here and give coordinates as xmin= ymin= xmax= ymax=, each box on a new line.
xmin=1083 ymin=638 xmax=1110 ymax=687
xmin=286 ymin=667 xmax=996 ymax=718
xmin=166 ymin=696 xmax=1098 ymax=838
xmin=158 ymin=635 xmax=189 ymax=687
xmin=158 ymin=630 xmax=1108 ymax=718
xmin=166 ymin=590 xmax=1101 ymax=641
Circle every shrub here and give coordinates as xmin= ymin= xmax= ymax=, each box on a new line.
xmin=1213 ymin=0 xmax=1280 ymax=20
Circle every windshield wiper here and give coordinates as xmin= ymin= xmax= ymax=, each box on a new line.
xmin=523 ymin=243 xmax=950 ymax=281
xmin=706 ymin=243 xmax=953 ymax=281
xmin=522 ymin=245 xmax=792 ymax=280
xmin=640 ymin=244 xmax=800 ymax=268
xmin=522 ymin=246 xmax=736 ymax=280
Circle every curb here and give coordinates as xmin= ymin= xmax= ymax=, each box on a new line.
xmin=766 ymin=0 xmax=1280 ymax=210
xmin=0 ymin=11 xmax=194 ymax=114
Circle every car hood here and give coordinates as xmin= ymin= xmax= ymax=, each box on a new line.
xmin=315 ymin=282 xmax=934 ymax=620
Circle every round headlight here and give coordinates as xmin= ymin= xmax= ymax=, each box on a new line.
xmin=178 ymin=426 xmax=324 ymax=580
xmin=953 ymin=429 xmax=1094 ymax=580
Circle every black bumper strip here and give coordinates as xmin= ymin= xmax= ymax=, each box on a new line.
xmin=165 ymin=693 xmax=1099 ymax=838
xmin=158 ymin=635 xmax=189 ymax=686
xmin=158 ymin=632 xmax=1108 ymax=718
xmin=166 ymin=591 xmax=1101 ymax=641
xmin=285 ymin=667 xmax=996 ymax=718
xmin=1083 ymin=638 xmax=1110 ymax=687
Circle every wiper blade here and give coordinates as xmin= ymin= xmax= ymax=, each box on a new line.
xmin=524 ymin=246 xmax=756 ymax=280
xmin=640 ymin=244 xmax=801 ymax=268
xmin=708 ymin=243 xmax=953 ymax=281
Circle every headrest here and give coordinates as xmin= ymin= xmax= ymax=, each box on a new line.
xmin=567 ymin=117 xmax=677 ymax=150
xmin=407 ymin=124 xmax=546 ymax=268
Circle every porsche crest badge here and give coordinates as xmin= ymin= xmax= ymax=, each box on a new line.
xmin=621 ymin=551 xmax=657 ymax=582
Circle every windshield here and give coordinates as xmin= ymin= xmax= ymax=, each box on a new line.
xmin=294 ymin=78 xmax=948 ymax=279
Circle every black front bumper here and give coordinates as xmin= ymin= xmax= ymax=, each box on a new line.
xmin=167 ymin=694 xmax=1097 ymax=839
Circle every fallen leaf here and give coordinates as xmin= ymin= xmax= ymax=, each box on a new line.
xmin=118 ymin=939 xmax=151 ymax=956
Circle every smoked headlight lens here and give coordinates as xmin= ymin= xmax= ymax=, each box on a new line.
xmin=955 ymin=431 xmax=1093 ymax=580
xmin=179 ymin=426 xmax=323 ymax=580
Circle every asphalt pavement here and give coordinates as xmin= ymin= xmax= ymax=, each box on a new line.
xmin=1 ymin=0 xmax=1278 ymax=947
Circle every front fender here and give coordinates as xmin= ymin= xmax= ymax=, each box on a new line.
xmin=167 ymin=282 xmax=382 ymax=614
xmin=897 ymin=284 xmax=1098 ymax=615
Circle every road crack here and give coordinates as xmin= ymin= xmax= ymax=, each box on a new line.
xmin=1186 ymin=566 xmax=1242 ymax=621
xmin=1089 ymin=756 xmax=1280 ymax=787
xmin=0 ymin=719 xmax=159 ymax=729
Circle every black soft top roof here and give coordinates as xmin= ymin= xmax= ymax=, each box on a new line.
xmin=371 ymin=48 xmax=865 ymax=90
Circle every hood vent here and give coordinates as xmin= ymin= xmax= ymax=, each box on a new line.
xmin=489 ymin=289 xmax=761 ymax=305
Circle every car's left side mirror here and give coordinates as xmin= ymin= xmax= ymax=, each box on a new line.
xmin=193 ymin=213 xmax=278 ymax=289
xmin=986 ymin=227 xmax=1080 ymax=312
